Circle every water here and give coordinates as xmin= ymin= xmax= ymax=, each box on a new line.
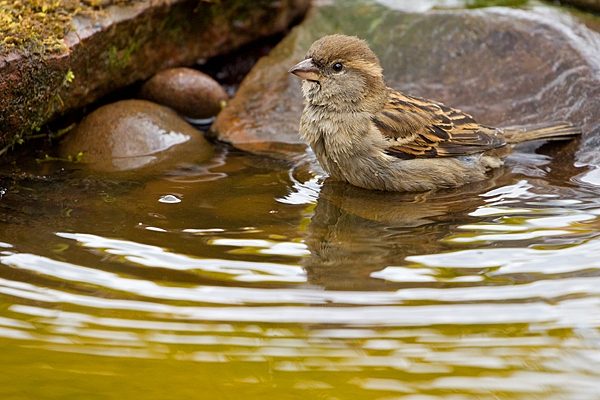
xmin=1 ymin=138 xmax=599 ymax=399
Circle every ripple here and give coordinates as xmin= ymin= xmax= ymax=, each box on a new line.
xmin=158 ymin=194 xmax=181 ymax=204
xmin=56 ymin=232 xmax=306 ymax=283
xmin=277 ymin=176 xmax=321 ymax=206
xmin=481 ymin=180 xmax=542 ymax=202
xmin=209 ymin=238 xmax=310 ymax=257
xmin=1 ymin=287 xmax=598 ymax=328
xmin=447 ymin=229 xmax=573 ymax=243
xmin=406 ymin=236 xmax=600 ymax=275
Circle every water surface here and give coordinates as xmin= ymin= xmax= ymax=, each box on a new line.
xmin=1 ymin=137 xmax=600 ymax=399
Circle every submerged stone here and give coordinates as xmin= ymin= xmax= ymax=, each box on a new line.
xmin=60 ymin=99 xmax=212 ymax=172
xmin=212 ymin=2 xmax=600 ymax=173
xmin=139 ymin=68 xmax=229 ymax=120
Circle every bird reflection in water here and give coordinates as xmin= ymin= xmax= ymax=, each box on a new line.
xmin=302 ymin=169 xmax=516 ymax=291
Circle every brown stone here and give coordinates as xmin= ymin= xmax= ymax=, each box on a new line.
xmin=0 ymin=0 xmax=311 ymax=147
xmin=212 ymin=3 xmax=600 ymax=170
xmin=60 ymin=99 xmax=212 ymax=172
xmin=139 ymin=68 xmax=228 ymax=120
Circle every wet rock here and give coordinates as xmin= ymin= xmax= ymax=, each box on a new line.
xmin=0 ymin=0 xmax=311 ymax=146
xmin=139 ymin=68 xmax=228 ymax=120
xmin=212 ymin=2 xmax=600 ymax=170
xmin=60 ymin=99 xmax=212 ymax=172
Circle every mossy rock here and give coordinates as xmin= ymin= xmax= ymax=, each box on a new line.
xmin=0 ymin=0 xmax=310 ymax=151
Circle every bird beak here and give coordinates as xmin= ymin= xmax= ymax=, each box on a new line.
xmin=289 ymin=58 xmax=320 ymax=82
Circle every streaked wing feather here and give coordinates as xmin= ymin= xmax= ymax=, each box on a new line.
xmin=375 ymin=91 xmax=505 ymax=159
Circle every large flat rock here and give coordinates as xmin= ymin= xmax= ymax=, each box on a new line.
xmin=0 ymin=0 xmax=310 ymax=146
xmin=212 ymin=1 xmax=600 ymax=171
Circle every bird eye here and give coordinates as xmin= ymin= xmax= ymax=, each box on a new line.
xmin=332 ymin=62 xmax=343 ymax=72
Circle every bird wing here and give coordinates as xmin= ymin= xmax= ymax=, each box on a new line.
xmin=372 ymin=91 xmax=505 ymax=160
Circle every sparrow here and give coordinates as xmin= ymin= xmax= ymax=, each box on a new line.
xmin=288 ymin=34 xmax=581 ymax=192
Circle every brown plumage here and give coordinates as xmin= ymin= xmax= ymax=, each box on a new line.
xmin=289 ymin=34 xmax=581 ymax=192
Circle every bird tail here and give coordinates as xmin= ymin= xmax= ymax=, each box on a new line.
xmin=501 ymin=122 xmax=581 ymax=144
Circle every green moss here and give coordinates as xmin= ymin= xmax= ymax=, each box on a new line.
xmin=108 ymin=41 xmax=138 ymax=68
xmin=36 ymin=150 xmax=83 ymax=164
xmin=0 ymin=0 xmax=140 ymax=58
xmin=62 ymin=69 xmax=75 ymax=86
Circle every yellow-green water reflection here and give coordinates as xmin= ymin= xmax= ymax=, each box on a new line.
xmin=1 ymin=144 xmax=600 ymax=399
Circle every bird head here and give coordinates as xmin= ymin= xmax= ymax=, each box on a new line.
xmin=289 ymin=34 xmax=388 ymax=113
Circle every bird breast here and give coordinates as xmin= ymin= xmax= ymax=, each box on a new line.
xmin=300 ymin=105 xmax=389 ymax=180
